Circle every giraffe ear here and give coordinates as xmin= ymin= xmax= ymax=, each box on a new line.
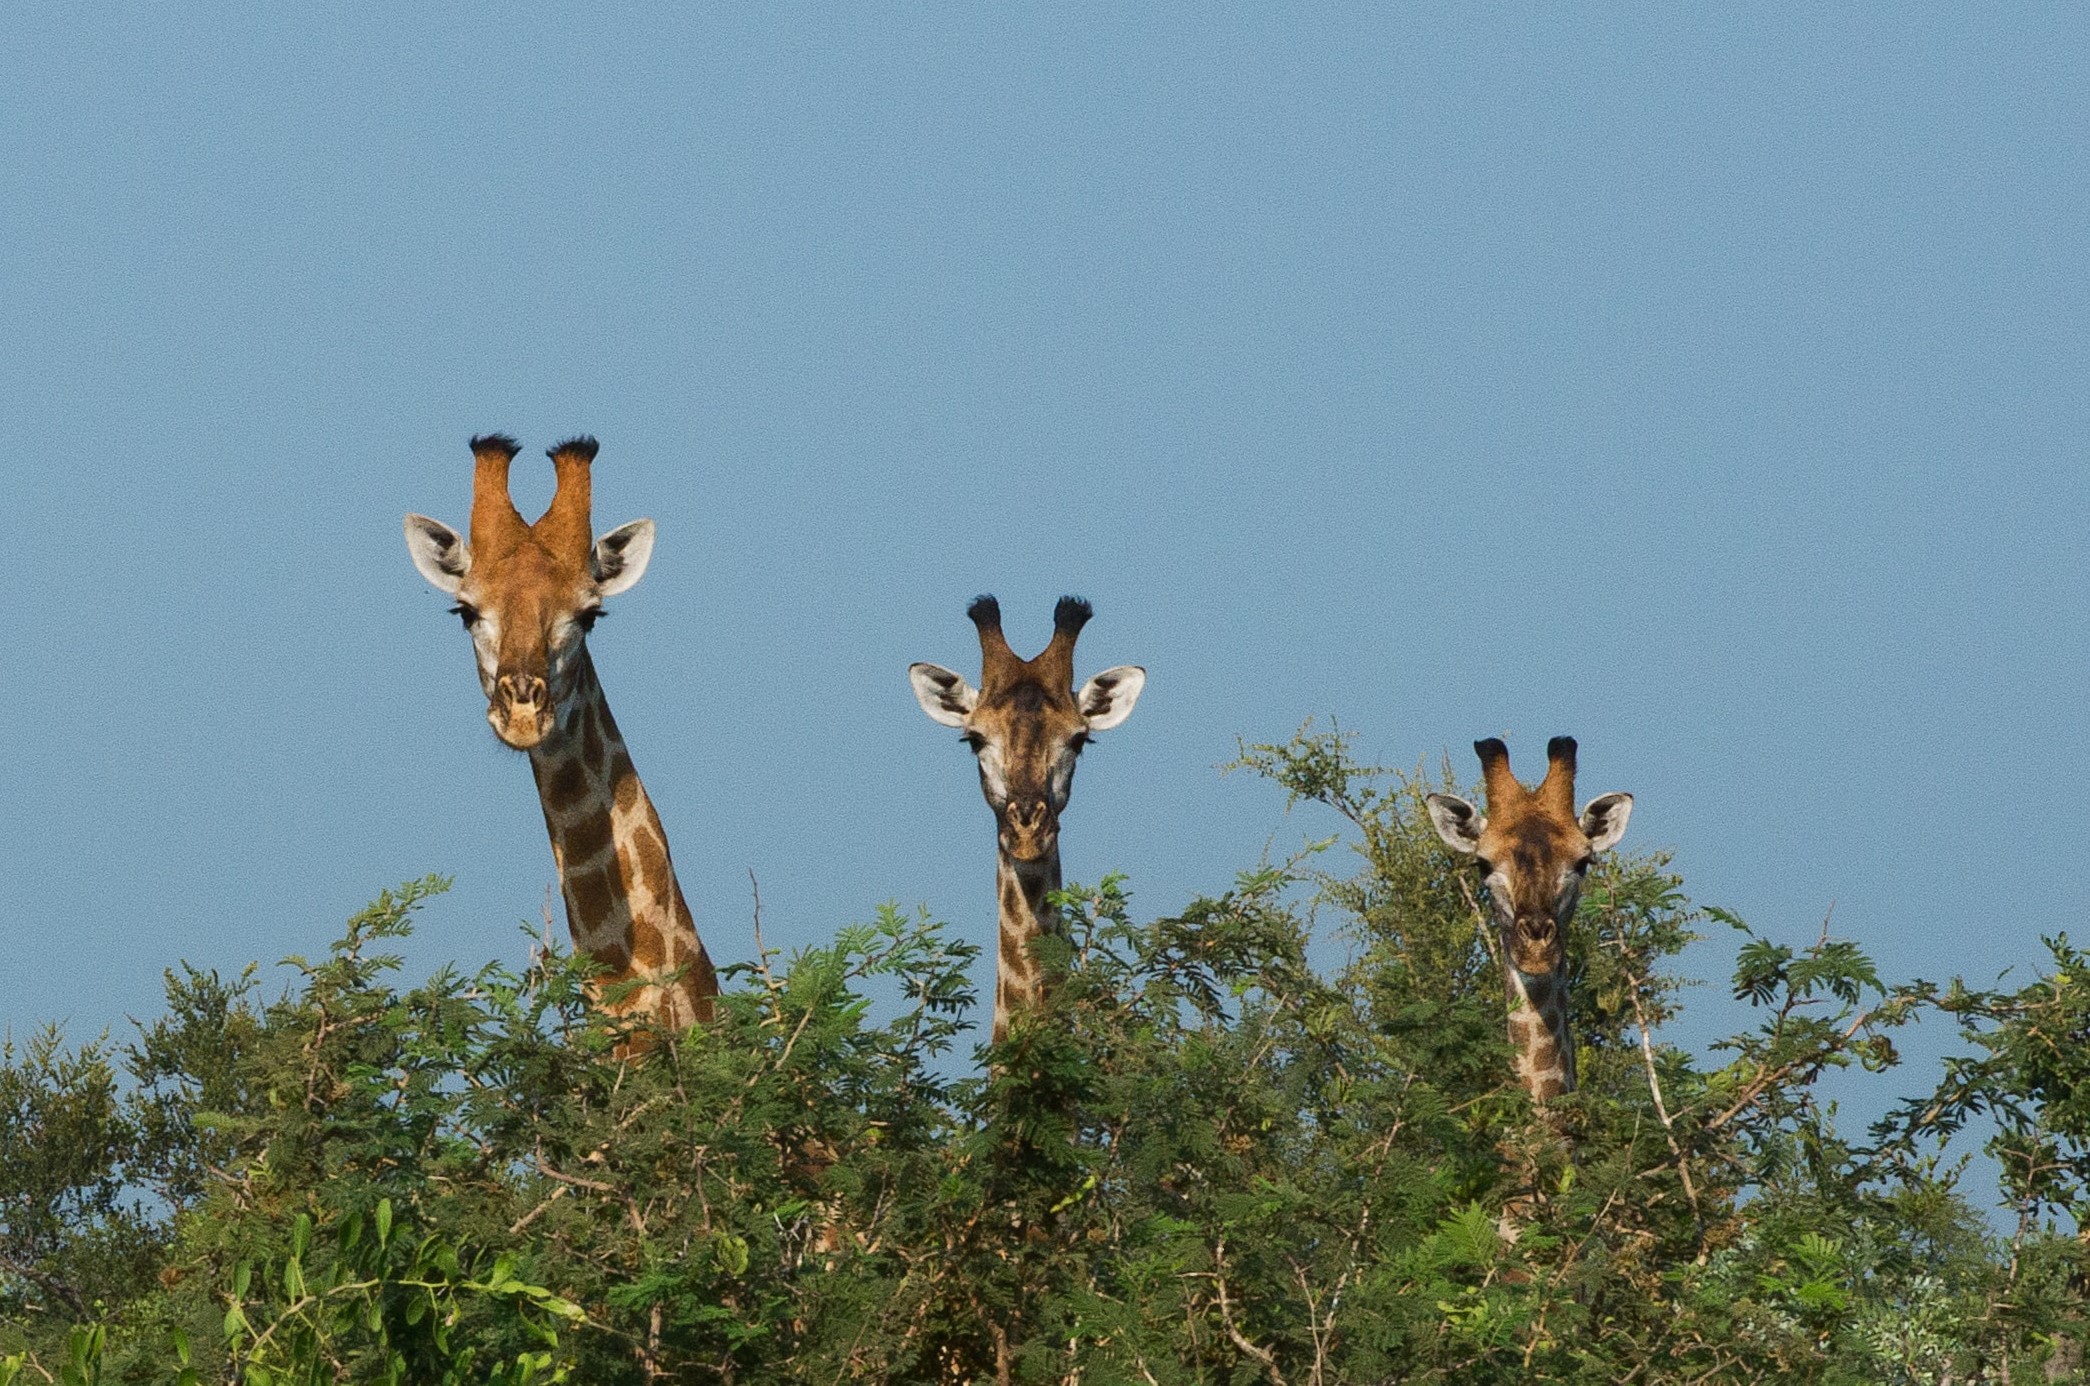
xmin=1579 ymin=792 xmax=1633 ymax=853
xmin=591 ymin=519 xmax=656 ymax=597
xmin=1077 ymin=666 xmax=1146 ymax=731
xmin=404 ymin=514 xmax=469 ymax=595
xmin=1425 ymin=793 xmax=1486 ymax=854
xmin=909 ymin=663 xmax=977 ymax=727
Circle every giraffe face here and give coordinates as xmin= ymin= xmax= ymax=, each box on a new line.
xmin=405 ymin=512 xmax=655 ymax=751
xmin=1425 ymin=742 xmax=1632 ymax=979
xmin=909 ymin=597 xmax=1144 ymax=864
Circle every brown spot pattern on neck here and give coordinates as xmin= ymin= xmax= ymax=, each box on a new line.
xmin=528 ymin=651 xmax=717 ymax=1027
xmin=992 ymin=849 xmax=1061 ymax=1045
xmin=1505 ymin=963 xmax=1576 ymax=1103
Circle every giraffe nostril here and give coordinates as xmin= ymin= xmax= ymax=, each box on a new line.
xmin=497 ymin=675 xmax=549 ymax=712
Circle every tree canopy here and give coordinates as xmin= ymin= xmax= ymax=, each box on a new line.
xmin=3 ymin=725 xmax=2083 ymax=1383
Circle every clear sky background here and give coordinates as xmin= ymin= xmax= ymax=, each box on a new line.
xmin=3 ymin=7 xmax=2084 ymax=1199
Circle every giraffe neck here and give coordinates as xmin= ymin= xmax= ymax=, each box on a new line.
xmin=1503 ymin=951 xmax=1575 ymax=1103
xmin=991 ymin=846 xmax=1061 ymax=1044
xmin=526 ymin=650 xmax=716 ymax=1028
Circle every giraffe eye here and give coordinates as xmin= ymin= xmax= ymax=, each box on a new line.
xmin=576 ymin=607 xmax=605 ymax=634
xmin=1069 ymin=732 xmax=1089 ymax=755
xmin=449 ymin=602 xmax=480 ymax=629
xmin=960 ymin=733 xmax=985 ymax=752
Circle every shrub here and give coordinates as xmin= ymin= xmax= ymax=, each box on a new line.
xmin=0 ymin=725 xmax=2080 ymax=1382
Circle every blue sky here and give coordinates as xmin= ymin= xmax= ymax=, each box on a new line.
xmin=3 ymin=7 xmax=2084 ymax=1180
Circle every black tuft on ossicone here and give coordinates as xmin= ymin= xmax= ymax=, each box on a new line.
xmin=470 ymin=433 xmax=521 ymax=460
xmin=1474 ymin=737 xmax=1510 ymax=766
xmin=1546 ymin=736 xmax=1578 ymax=767
xmin=1053 ymin=595 xmax=1094 ymax=636
xmin=966 ymin=594 xmax=1002 ymax=629
xmin=547 ymin=436 xmax=600 ymax=463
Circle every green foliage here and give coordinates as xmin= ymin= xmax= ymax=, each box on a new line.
xmin=0 ymin=726 xmax=2083 ymax=1382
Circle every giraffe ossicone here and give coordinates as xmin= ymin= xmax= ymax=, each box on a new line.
xmin=404 ymin=434 xmax=717 ymax=1031
xmin=909 ymin=594 xmax=1145 ymax=1044
xmin=1426 ymin=736 xmax=1632 ymax=1103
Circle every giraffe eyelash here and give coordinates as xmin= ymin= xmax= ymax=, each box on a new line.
xmin=577 ymin=608 xmax=605 ymax=633
xmin=449 ymin=602 xmax=479 ymax=628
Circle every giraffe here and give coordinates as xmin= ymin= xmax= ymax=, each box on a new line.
xmin=909 ymin=595 xmax=1145 ymax=1045
xmin=1425 ymin=737 xmax=1632 ymax=1103
xmin=403 ymin=434 xmax=717 ymax=1030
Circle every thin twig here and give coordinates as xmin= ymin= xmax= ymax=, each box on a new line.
xmin=1211 ymin=1239 xmax=1289 ymax=1386
xmin=1457 ymin=875 xmax=1502 ymax=969
xmin=534 ymin=1154 xmax=648 ymax=1236
xmin=1611 ymin=933 xmax=1707 ymax=1258
xmin=1704 ymin=1003 xmax=1880 ymax=1132
xmin=749 ymin=869 xmax=781 ymax=997
xmin=507 ymin=1183 xmax=571 ymax=1236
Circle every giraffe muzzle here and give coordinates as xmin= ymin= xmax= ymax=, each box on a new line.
xmin=490 ymin=673 xmax=554 ymax=749
xmin=1509 ymin=916 xmax=1562 ymax=976
xmin=998 ymin=797 xmax=1060 ymax=862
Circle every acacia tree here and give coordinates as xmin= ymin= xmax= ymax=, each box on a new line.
xmin=0 ymin=724 xmax=2082 ymax=1383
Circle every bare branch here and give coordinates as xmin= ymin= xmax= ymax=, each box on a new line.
xmin=1212 ymin=1238 xmax=1290 ymax=1386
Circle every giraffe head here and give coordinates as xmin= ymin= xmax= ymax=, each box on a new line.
xmin=403 ymin=435 xmax=656 ymax=751
xmin=1425 ymin=737 xmax=1633 ymax=978
xmin=909 ymin=596 xmax=1145 ymax=862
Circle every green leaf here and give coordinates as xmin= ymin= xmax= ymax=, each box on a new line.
xmin=66 ymin=1324 xmax=101 ymax=1377
xmin=537 ymin=1295 xmax=586 ymax=1322
xmin=1050 ymin=1170 xmax=1100 ymax=1213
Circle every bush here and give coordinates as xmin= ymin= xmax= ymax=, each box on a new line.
xmin=0 ymin=725 xmax=2081 ymax=1382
